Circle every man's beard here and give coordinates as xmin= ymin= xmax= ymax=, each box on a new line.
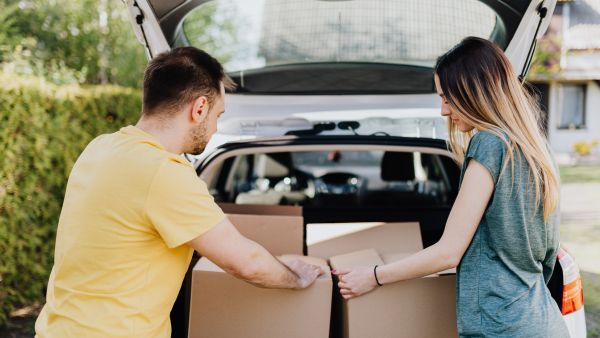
xmin=184 ymin=122 xmax=209 ymax=155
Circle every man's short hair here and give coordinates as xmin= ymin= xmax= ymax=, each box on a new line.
xmin=142 ymin=47 xmax=235 ymax=117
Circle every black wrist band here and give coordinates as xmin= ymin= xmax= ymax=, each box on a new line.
xmin=374 ymin=265 xmax=383 ymax=286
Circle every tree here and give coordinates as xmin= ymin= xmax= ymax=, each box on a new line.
xmin=0 ymin=0 xmax=146 ymax=87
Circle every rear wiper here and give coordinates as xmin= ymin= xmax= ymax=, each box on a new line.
xmin=285 ymin=121 xmax=364 ymax=136
xmin=337 ymin=121 xmax=389 ymax=136
xmin=285 ymin=122 xmax=337 ymax=136
xmin=337 ymin=121 xmax=360 ymax=135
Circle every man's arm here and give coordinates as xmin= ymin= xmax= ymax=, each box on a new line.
xmin=187 ymin=217 xmax=322 ymax=289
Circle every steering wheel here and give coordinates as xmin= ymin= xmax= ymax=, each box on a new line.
xmin=315 ymin=172 xmax=362 ymax=194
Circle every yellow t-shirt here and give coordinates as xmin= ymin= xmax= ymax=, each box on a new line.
xmin=35 ymin=126 xmax=225 ymax=338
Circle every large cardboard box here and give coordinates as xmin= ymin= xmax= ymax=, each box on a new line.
xmin=188 ymin=256 xmax=332 ymax=338
xmin=308 ymin=222 xmax=422 ymax=259
xmin=329 ymin=249 xmax=458 ymax=338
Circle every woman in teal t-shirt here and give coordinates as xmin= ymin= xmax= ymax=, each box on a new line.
xmin=333 ymin=37 xmax=569 ymax=337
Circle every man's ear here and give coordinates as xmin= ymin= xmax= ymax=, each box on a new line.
xmin=190 ymin=96 xmax=209 ymax=124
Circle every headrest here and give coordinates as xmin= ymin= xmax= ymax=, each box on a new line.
xmin=255 ymin=154 xmax=289 ymax=177
xmin=381 ymin=152 xmax=415 ymax=181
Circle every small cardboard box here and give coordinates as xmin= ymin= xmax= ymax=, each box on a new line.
xmin=308 ymin=222 xmax=422 ymax=259
xmin=329 ymin=249 xmax=457 ymax=338
xmin=188 ymin=256 xmax=332 ymax=338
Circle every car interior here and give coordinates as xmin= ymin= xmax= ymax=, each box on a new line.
xmin=207 ymin=149 xmax=459 ymax=209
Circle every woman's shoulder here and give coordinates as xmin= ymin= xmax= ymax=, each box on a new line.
xmin=472 ymin=129 xmax=508 ymax=142
xmin=468 ymin=129 xmax=509 ymax=155
xmin=464 ymin=129 xmax=511 ymax=184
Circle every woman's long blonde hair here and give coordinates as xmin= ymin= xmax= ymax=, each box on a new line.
xmin=435 ymin=37 xmax=559 ymax=221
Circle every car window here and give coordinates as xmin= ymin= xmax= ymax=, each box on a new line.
xmin=293 ymin=150 xmax=383 ymax=167
xmin=209 ymin=149 xmax=458 ymax=208
xmin=182 ymin=0 xmax=500 ymax=72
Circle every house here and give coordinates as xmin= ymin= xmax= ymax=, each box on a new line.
xmin=528 ymin=0 xmax=600 ymax=158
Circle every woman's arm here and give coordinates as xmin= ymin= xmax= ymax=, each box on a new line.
xmin=334 ymin=159 xmax=494 ymax=299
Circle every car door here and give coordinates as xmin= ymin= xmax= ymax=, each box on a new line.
xmin=125 ymin=0 xmax=556 ymax=80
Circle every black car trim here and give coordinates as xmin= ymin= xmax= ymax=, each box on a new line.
xmin=226 ymin=62 xmax=435 ymax=95
xmin=196 ymin=135 xmax=451 ymax=176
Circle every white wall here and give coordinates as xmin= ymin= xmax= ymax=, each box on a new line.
xmin=548 ymin=80 xmax=600 ymax=154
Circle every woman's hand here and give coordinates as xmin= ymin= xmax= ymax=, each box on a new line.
xmin=332 ymin=267 xmax=378 ymax=299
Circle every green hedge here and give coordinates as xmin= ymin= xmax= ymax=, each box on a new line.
xmin=0 ymin=72 xmax=141 ymax=326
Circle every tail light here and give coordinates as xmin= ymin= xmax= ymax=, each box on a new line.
xmin=557 ymin=248 xmax=584 ymax=315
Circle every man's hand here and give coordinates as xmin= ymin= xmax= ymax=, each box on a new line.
xmin=332 ymin=267 xmax=378 ymax=299
xmin=278 ymin=255 xmax=325 ymax=289
xmin=188 ymin=218 xmax=323 ymax=289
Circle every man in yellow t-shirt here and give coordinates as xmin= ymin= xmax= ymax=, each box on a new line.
xmin=34 ymin=47 xmax=323 ymax=338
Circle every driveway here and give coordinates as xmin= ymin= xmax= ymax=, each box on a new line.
xmin=560 ymin=183 xmax=600 ymax=274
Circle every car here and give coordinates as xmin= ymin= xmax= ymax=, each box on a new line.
xmin=124 ymin=0 xmax=586 ymax=337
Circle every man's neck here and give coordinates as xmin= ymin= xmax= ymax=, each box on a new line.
xmin=135 ymin=117 xmax=185 ymax=155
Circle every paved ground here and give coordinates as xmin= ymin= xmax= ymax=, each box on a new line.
xmin=560 ymin=183 xmax=600 ymax=274
xmin=560 ymin=183 xmax=600 ymax=337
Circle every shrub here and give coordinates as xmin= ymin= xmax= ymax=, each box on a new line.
xmin=572 ymin=140 xmax=599 ymax=156
xmin=0 ymin=72 xmax=141 ymax=326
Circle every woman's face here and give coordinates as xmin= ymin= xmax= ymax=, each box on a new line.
xmin=434 ymin=74 xmax=475 ymax=133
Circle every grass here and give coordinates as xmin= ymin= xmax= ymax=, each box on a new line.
xmin=0 ymin=316 xmax=36 ymax=338
xmin=583 ymin=271 xmax=600 ymax=337
xmin=560 ymin=165 xmax=600 ymax=183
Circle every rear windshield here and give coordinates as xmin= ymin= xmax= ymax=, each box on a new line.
xmin=207 ymin=149 xmax=459 ymax=208
xmin=182 ymin=0 xmax=501 ymax=72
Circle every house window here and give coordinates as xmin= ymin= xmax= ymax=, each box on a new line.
xmin=557 ymin=83 xmax=586 ymax=130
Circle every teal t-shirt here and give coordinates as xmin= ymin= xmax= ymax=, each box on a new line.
xmin=456 ymin=131 xmax=569 ymax=337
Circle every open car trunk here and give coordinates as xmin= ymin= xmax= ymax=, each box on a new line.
xmin=166 ymin=136 xmax=561 ymax=337
xmin=127 ymin=0 xmax=557 ymax=91
xmin=176 ymin=136 xmax=460 ymax=338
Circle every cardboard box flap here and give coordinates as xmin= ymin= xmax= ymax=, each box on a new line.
xmin=194 ymin=256 xmax=222 ymax=273
xmin=308 ymin=222 xmax=422 ymax=259
xmin=219 ymin=202 xmax=302 ymax=216
xmin=329 ymin=248 xmax=384 ymax=271
xmin=227 ymin=213 xmax=303 ymax=256
xmin=380 ymin=251 xmax=414 ymax=263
